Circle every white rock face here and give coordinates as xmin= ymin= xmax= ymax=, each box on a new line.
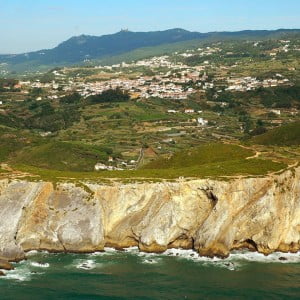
xmin=0 ymin=181 xmax=42 ymax=261
xmin=0 ymin=167 xmax=299 ymax=261
xmin=16 ymin=183 xmax=104 ymax=253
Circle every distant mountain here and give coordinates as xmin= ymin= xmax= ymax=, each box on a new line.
xmin=1 ymin=28 xmax=299 ymax=72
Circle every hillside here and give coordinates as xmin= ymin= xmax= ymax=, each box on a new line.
xmin=251 ymin=122 xmax=300 ymax=146
xmin=10 ymin=143 xmax=286 ymax=182
xmin=0 ymin=29 xmax=203 ymax=72
xmin=1 ymin=28 xmax=299 ymax=72
xmin=14 ymin=141 xmax=112 ymax=172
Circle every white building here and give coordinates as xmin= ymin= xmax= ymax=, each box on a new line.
xmin=94 ymin=163 xmax=108 ymax=171
xmin=197 ymin=118 xmax=208 ymax=126
xmin=184 ymin=109 xmax=194 ymax=114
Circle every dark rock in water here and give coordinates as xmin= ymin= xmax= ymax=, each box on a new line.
xmin=0 ymin=259 xmax=14 ymax=270
xmin=176 ymin=253 xmax=179 ymax=256
xmin=279 ymin=257 xmax=288 ymax=261
xmin=0 ymin=270 xmax=5 ymax=276
xmin=225 ymin=262 xmax=234 ymax=267
xmin=115 ymin=247 xmax=125 ymax=252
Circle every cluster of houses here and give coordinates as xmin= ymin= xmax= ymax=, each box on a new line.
xmin=94 ymin=156 xmax=137 ymax=171
xmin=2 ymin=41 xmax=295 ymax=103
xmin=96 ymin=45 xmax=220 ymax=70
xmin=226 ymin=75 xmax=290 ymax=92
xmin=11 ymin=70 xmax=291 ymax=103
xmin=167 ymin=108 xmax=208 ymax=125
xmin=78 ymin=76 xmax=198 ymax=100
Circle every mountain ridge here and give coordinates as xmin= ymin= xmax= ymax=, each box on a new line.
xmin=1 ymin=28 xmax=299 ymax=72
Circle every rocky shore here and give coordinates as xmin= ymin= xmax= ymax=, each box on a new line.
xmin=0 ymin=167 xmax=299 ymax=268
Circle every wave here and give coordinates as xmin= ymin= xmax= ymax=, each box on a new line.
xmin=26 ymin=250 xmax=50 ymax=256
xmin=120 ymin=247 xmax=300 ymax=271
xmin=1 ymin=248 xmax=299 ymax=281
xmin=30 ymin=262 xmax=50 ymax=268
xmin=2 ymin=261 xmax=34 ymax=282
xmin=75 ymin=259 xmax=97 ymax=270
xmin=228 ymin=250 xmax=300 ymax=264
xmin=142 ymin=258 xmax=162 ymax=264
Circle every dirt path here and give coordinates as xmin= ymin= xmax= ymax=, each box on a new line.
xmin=246 ymin=151 xmax=262 ymax=160
xmin=0 ymin=163 xmax=36 ymax=180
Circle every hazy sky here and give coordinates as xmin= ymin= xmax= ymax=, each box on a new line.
xmin=0 ymin=0 xmax=299 ymax=54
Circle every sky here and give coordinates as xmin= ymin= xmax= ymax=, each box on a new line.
xmin=0 ymin=0 xmax=299 ymax=54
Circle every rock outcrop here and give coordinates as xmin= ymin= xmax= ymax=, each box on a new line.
xmin=0 ymin=167 xmax=299 ymax=261
xmin=0 ymin=259 xmax=13 ymax=270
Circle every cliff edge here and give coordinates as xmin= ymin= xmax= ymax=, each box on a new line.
xmin=0 ymin=167 xmax=299 ymax=262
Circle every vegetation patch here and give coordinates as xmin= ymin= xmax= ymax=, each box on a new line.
xmin=143 ymin=143 xmax=253 ymax=169
xmin=251 ymin=122 xmax=300 ymax=146
xmin=13 ymin=143 xmax=286 ymax=182
xmin=14 ymin=141 xmax=113 ymax=172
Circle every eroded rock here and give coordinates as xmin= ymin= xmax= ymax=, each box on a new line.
xmin=0 ymin=167 xmax=299 ymax=260
xmin=0 ymin=259 xmax=13 ymax=270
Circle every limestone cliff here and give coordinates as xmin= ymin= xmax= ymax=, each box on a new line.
xmin=0 ymin=167 xmax=299 ymax=261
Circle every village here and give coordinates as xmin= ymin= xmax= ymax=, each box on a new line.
xmin=10 ymin=65 xmax=291 ymax=103
xmin=0 ymin=38 xmax=298 ymax=174
xmin=1 ymin=37 xmax=296 ymax=105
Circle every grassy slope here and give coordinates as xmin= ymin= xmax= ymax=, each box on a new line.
xmin=14 ymin=143 xmax=286 ymax=181
xmin=14 ymin=141 xmax=111 ymax=172
xmin=143 ymin=144 xmax=252 ymax=169
xmin=251 ymin=122 xmax=300 ymax=146
xmin=0 ymin=126 xmax=42 ymax=162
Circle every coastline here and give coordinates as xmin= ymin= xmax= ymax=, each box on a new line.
xmin=0 ymin=167 xmax=300 ymax=265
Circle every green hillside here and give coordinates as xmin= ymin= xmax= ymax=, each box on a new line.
xmin=0 ymin=126 xmax=41 ymax=162
xmin=251 ymin=122 xmax=300 ymax=146
xmin=14 ymin=143 xmax=286 ymax=181
xmin=143 ymin=143 xmax=253 ymax=169
xmin=14 ymin=141 xmax=112 ymax=172
xmin=1 ymin=28 xmax=299 ymax=73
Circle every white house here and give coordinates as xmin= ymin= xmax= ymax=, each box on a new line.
xmin=270 ymin=109 xmax=281 ymax=116
xmin=197 ymin=118 xmax=208 ymax=126
xmin=94 ymin=163 xmax=108 ymax=171
xmin=184 ymin=108 xmax=194 ymax=114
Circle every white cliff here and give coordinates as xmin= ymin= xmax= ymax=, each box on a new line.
xmin=0 ymin=167 xmax=299 ymax=262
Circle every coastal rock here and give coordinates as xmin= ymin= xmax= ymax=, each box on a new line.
xmin=0 ymin=181 xmax=42 ymax=261
xmin=0 ymin=259 xmax=13 ymax=270
xmin=0 ymin=167 xmax=299 ymax=260
xmin=16 ymin=183 xmax=104 ymax=253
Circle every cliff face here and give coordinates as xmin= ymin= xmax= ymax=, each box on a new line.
xmin=0 ymin=168 xmax=299 ymax=261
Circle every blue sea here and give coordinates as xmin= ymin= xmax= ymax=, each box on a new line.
xmin=1 ymin=248 xmax=300 ymax=299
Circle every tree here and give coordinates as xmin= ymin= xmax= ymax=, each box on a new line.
xmin=88 ymin=88 xmax=130 ymax=104
xmin=60 ymin=92 xmax=81 ymax=104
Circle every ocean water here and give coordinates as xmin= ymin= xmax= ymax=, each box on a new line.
xmin=0 ymin=248 xmax=300 ymax=299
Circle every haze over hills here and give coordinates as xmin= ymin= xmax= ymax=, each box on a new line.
xmin=0 ymin=28 xmax=300 ymax=72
